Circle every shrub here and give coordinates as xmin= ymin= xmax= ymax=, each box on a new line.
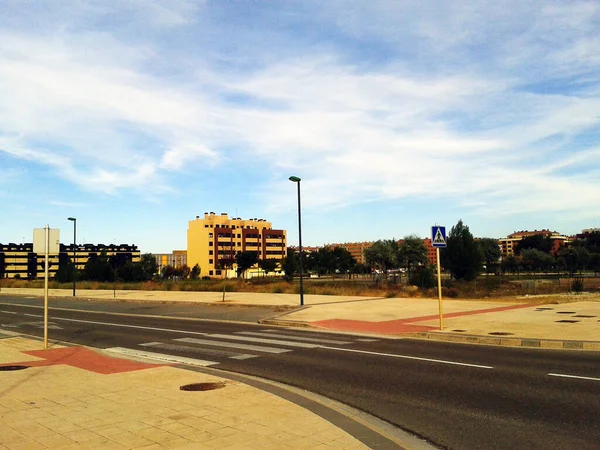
xmin=571 ymin=278 xmax=584 ymax=293
xmin=442 ymin=287 xmax=459 ymax=298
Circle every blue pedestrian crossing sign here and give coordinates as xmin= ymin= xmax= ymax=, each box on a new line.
xmin=431 ymin=226 xmax=446 ymax=248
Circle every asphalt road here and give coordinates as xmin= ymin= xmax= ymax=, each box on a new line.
xmin=1 ymin=298 xmax=599 ymax=450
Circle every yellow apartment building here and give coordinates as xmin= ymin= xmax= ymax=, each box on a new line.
xmin=154 ymin=250 xmax=188 ymax=272
xmin=187 ymin=212 xmax=287 ymax=278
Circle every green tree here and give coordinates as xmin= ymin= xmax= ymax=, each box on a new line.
xmin=364 ymin=239 xmax=399 ymax=274
xmin=440 ymin=220 xmax=483 ymax=281
xmin=282 ymin=249 xmax=299 ymax=281
xmin=258 ymin=258 xmax=278 ymax=276
xmin=515 ymin=234 xmax=553 ymax=254
xmin=332 ymin=246 xmax=356 ymax=277
xmin=521 ymin=249 xmax=548 ymax=272
xmin=84 ymin=251 xmax=112 ymax=281
xmin=501 ymin=254 xmax=520 ymax=274
xmin=235 ymin=251 xmax=259 ymax=278
xmin=398 ymin=235 xmax=428 ymax=277
xmin=558 ymin=246 xmax=590 ymax=276
xmin=139 ymin=254 xmax=158 ymax=280
xmin=190 ymin=263 xmax=201 ymax=279
xmin=478 ymin=238 xmax=501 ymax=274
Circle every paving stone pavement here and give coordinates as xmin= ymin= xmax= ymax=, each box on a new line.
xmin=0 ymin=336 xmax=372 ymax=450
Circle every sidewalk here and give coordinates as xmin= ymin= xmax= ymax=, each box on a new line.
xmin=0 ymin=334 xmax=373 ymax=449
xmin=2 ymin=288 xmax=600 ymax=350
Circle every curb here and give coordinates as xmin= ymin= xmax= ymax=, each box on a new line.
xmin=260 ymin=319 xmax=600 ymax=351
xmin=403 ymin=332 xmax=600 ymax=351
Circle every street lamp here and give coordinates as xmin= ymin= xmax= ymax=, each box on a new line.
xmin=67 ymin=217 xmax=76 ymax=296
xmin=288 ymin=176 xmax=304 ymax=306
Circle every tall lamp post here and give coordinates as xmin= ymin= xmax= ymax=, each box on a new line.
xmin=288 ymin=176 xmax=304 ymax=306
xmin=67 ymin=217 xmax=77 ymax=296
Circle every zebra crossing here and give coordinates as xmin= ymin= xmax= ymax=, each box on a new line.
xmin=105 ymin=329 xmax=379 ymax=367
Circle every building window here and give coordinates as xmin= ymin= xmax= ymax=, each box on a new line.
xmin=209 ymin=250 xmax=213 ymax=255
xmin=209 ymin=242 xmax=213 ymax=247
xmin=209 ymin=259 xmax=213 ymax=264
xmin=216 ymin=270 xmax=222 ymax=275
xmin=209 ymin=270 xmax=214 ymax=276
xmin=209 ymin=233 xmax=213 ymax=238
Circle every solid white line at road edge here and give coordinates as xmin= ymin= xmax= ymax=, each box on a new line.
xmin=548 ymin=373 xmax=600 ymax=382
xmin=319 ymin=346 xmax=494 ymax=369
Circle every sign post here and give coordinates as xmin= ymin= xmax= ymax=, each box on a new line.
xmin=431 ymin=226 xmax=447 ymax=330
xmin=34 ymin=227 xmax=60 ymax=348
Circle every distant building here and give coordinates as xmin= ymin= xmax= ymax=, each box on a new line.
xmin=187 ymin=212 xmax=287 ymax=278
xmin=498 ymin=229 xmax=570 ymax=258
xmin=0 ymin=242 xmax=140 ymax=279
xmin=324 ymin=242 xmax=372 ymax=264
xmin=154 ymin=251 xmax=187 ymax=272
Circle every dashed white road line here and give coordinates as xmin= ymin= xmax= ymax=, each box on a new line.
xmin=548 ymin=373 xmax=600 ymax=382
xmin=104 ymin=347 xmax=218 ymax=367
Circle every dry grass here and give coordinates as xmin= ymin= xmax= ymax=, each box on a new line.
xmin=1 ymin=276 xmax=599 ymax=299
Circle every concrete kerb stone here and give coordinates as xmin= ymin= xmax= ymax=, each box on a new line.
xmin=404 ymin=331 xmax=600 ymax=351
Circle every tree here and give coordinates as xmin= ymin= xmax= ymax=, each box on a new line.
xmin=84 ymin=251 xmax=112 ymax=281
xmin=190 ymin=263 xmax=201 ymax=279
xmin=139 ymin=254 xmax=158 ymax=280
xmin=478 ymin=238 xmax=501 ymax=274
xmin=332 ymin=246 xmax=356 ymax=277
xmin=440 ymin=220 xmax=483 ymax=281
xmin=398 ymin=235 xmax=428 ymax=277
xmin=558 ymin=246 xmax=590 ymax=276
xmin=364 ymin=239 xmax=399 ymax=274
xmin=281 ymin=249 xmax=299 ymax=281
xmin=521 ymin=249 xmax=548 ymax=272
xmin=501 ymin=254 xmax=519 ymax=274
xmin=514 ymin=234 xmax=554 ymax=255
xmin=235 ymin=251 xmax=258 ymax=278
xmin=258 ymin=258 xmax=278 ymax=276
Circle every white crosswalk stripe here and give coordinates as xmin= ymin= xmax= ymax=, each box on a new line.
xmin=133 ymin=330 xmax=380 ymax=367
xmin=175 ymin=337 xmax=291 ymax=354
xmin=206 ymin=333 xmax=319 ymax=348
xmin=235 ymin=331 xmax=352 ymax=345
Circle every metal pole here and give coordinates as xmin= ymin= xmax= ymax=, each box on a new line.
xmin=44 ymin=225 xmax=49 ymax=349
xmin=296 ymin=181 xmax=304 ymax=307
xmin=73 ymin=219 xmax=76 ymax=296
xmin=437 ymin=247 xmax=443 ymax=330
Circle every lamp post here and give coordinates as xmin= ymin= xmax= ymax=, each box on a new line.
xmin=67 ymin=217 xmax=76 ymax=296
xmin=288 ymin=176 xmax=304 ymax=306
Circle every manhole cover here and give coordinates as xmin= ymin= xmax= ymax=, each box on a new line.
xmin=488 ymin=332 xmax=514 ymax=336
xmin=180 ymin=382 xmax=227 ymax=392
xmin=573 ymin=315 xmax=596 ymax=318
xmin=0 ymin=365 xmax=30 ymax=371
xmin=556 ymin=311 xmax=575 ymax=314
xmin=535 ymin=308 xmax=553 ymax=311
xmin=452 ymin=329 xmax=467 ymax=332
xmin=556 ymin=320 xmax=580 ymax=323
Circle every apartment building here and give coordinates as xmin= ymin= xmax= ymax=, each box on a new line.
xmin=187 ymin=212 xmax=287 ymax=278
xmin=498 ymin=229 xmax=569 ymax=258
xmin=325 ymin=242 xmax=372 ymax=264
xmin=154 ymin=250 xmax=188 ymax=271
xmin=0 ymin=242 xmax=140 ymax=279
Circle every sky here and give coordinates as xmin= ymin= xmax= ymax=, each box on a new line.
xmin=1 ymin=0 xmax=600 ymax=253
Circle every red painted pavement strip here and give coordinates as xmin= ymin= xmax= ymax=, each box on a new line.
xmin=311 ymin=303 xmax=534 ymax=335
xmin=0 ymin=347 xmax=168 ymax=374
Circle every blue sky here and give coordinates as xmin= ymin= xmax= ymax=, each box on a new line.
xmin=1 ymin=0 xmax=599 ymax=253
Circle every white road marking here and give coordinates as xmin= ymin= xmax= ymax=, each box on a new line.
xmin=548 ymin=373 xmax=600 ymax=382
xmin=52 ymin=317 xmax=210 ymax=336
xmin=176 ymin=337 xmax=291 ymax=354
xmin=207 ymin=333 xmax=319 ymax=348
xmin=24 ymin=313 xmax=41 ymax=317
xmin=104 ymin=347 xmax=218 ymax=367
xmin=235 ymin=331 xmax=352 ymax=345
xmin=0 ymin=310 xmax=18 ymax=314
xmin=319 ymin=346 xmax=494 ymax=369
xmin=357 ymin=339 xmax=378 ymax=342
xmin=140 ymin=341 xmax=258 ymax=360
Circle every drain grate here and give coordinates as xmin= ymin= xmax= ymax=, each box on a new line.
xmin=535 ymin=307 xmax=554 ymax=311
xmin=488 ymin=332 xmax=514 ymax=336
xmin=452 ymin=329 xmax=467 ymax=332
xmin=573 ymin=315 xmax=596 ymax=318
xmin=556 ymin=320 xmax=580 ymax=323
xmin=556 ymin=311 xmax=576 ymax=314
xmin=180 ymin=382 xmax=227 ymax=392
xmin=0 ymin=365 xmax=30 ymax=371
